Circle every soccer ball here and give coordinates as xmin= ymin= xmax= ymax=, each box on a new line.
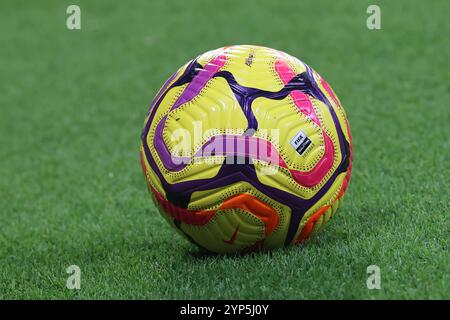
xmin=140 ymin=45 xmax=353 ymax=253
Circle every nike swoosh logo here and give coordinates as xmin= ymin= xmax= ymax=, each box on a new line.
xmin=223 ymin=224 xmax=240 ymax=245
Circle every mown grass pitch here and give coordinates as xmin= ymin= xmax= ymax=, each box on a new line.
xmin=0 ymin=0 xmax=448 ymax=299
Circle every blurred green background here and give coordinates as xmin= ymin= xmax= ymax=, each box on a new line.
xmin=0 ymin=0 xmax=448 ymax=299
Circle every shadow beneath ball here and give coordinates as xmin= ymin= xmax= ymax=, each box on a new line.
xmin=184 ymin=245 xmax=290 ymax=261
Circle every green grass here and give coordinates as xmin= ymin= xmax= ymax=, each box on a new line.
xmin=0 ymin=0 xmax=449 ymax=299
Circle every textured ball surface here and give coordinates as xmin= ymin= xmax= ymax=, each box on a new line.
xmin=140 ymin=45 xmax=353 ymax=253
